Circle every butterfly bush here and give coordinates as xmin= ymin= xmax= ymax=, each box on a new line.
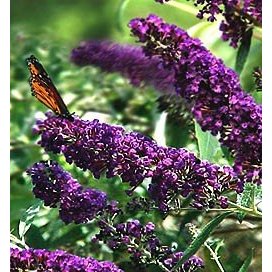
xmin=129 ymin=14 xmax=261 ymax=186
xmin=220 ymin=0 xmax=261 ymax=47
xmin=70 ymin=41 xmax=192 ymax=123
xmin=93 ymin=219 xmax=204 ymax=271
xmin=32 ymin=112 xmax=238 ymax=211
xmin=10 ymin=247 xmax=123 ymax=272
xmin=26 ymin=160 xmax=118 ymax=224
xmin=155 ymin=0 xmax=262 ymax=47
xmin=26 ymin=160 xmax=204 ymax=270
xmin=71 ymin=40 xmax=176 ymax=93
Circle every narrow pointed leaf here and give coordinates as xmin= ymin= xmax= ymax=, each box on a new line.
xmin=236 ymin=184 xmax=261 ymax=222
xmin=171 ymin=211 xmax=232 ymax=271
xmin=19 ymin=200 xmax=43 ymax=239
xmin=238 ymin=249 xmax=254 ymax=272
xmin=235 ymin=28 xmax=253 ymax=75
xmin=116 ymin=0 xmax=130 ymax=32
xmin=194 ymin=121 xmax=224 ymax=163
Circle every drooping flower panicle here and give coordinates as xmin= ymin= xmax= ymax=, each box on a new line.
xmin=10 ymin=247 xmax=123 ymax=272
xmin=33 ymin=112 xmax=238 ymax=211
xmin=71 ymin=40 xmax=176 ymax=93
xmin=129 ymin=14 xmax=261 ymax=185
xmin=26 ymin=160 xmax=116 ymax=224
xmin=33 ymin=114 xmax=161 ymax=188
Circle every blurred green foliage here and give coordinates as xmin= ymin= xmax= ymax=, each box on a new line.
xmin=11 ymin=0 xmax=261 ymax=271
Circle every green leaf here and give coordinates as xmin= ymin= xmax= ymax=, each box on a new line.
xmin=166 ymin=121 xmax=193 ymax=149
xmin=50 ymin=226 xmax=87 ymax=248
xmin=194 ymin=121 xmax=224 ymax=163
xmin=19 ymin=200 xmax=43 ymax=240
xmin=235 ymin=28 xmax=253 ymax=75
xmin=171 ymin=211 xmax=232 ymax=271
xmin=239 ymin=40 xmax=262 ymax=93
xmin=116 ymin=0 xmax=131 ymax=32
xmin=238 ymin=249 xmax=254 ymax=272
xmin=25 ymin=225 xmax=48 ymax=248
xmin=202 ymin=246 xmax=221 ymax=271
xmin=221 ymin=146 xmax=234 ymax=165
xmin=236 ymin=183 xmax=261 ymax=222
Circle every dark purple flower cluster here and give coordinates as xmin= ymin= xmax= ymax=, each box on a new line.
xmin=219 ymin=7 xmax=248 ymax=48
xmin=219 ymin=0 xmax=262 ymax=48
xmin=33 ymin=113 xmax=238 ymax=210
xmin=10 ymin=247 xmax=123 ymax=272
xmin=149 ymin=148 xmax=233 ymax=211
xmin=26 ymin=160 xmax=116 ymax=224
xmin=191 ymin=0 xmax=224 ymax=22
xmin=129 ymin=14 xmax=261 ymax=186
xmin=164 ymin=251 xmax=204 ymax=271
xmin=71 ymin=40 xmax=176 ymax=93
xmin=93 ymin=219 xmax=204 ymax=271
xmin=34 ymin=113 xmax=162 ymax=188
xmin=154 ymin=0 xmax=261 ymax=47
xmin=24 ymin=162 xmax=205 ymax=270
xmin=243 ymin=0 xmax=262 ymax=23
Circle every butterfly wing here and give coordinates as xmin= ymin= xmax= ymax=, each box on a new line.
xmin=26 ymin=55 xmax=73 ymax=120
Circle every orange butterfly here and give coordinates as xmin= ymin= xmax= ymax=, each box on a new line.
xmin=26 ymin=55 xmax=74 ymax=121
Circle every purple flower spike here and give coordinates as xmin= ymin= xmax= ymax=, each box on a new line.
xmin=71 ymin=40 xmax=176 ymax=93
xmin=33 ymin=113 xmax=239 ymax=211
xmin=10 ymin=247 xmax=124 ymax=272
xmin=154 ymin=0 xmax=261 ymax=47
xmin=26 ymin=160 xmax=110 ymax=224
xmin=156 ymin=0 xmax=223 ymax=21
xmin=33 ymin=112 xmax=163 ymax=189
xmin=129 ymin=14 xmax=261 ymax=185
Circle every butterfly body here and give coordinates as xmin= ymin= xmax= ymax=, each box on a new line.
xmin=26 ymin=55 xmax=74 ymax=121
